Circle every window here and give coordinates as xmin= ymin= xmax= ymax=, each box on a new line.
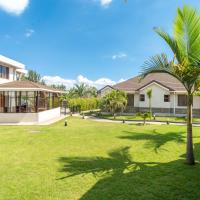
xmin=140 ymin=94 xmax=145 ymax=101
xmin=164 ymin=95 xmax=170 ymax=102
xmin=127 ymin=94 xmax=134 ymax=106
xmin=0 ymin=66 xmax=9 ymax=79
xmin=178 ymin=95 xmax=187 ymax=106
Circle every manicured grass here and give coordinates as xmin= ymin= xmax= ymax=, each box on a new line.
xmin=0 ymin=117 xmax=200 ymax=200
xmin=99 ymin=114 xmax=200 ymax=122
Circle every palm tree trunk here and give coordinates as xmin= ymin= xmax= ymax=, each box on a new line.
xmin=186 ymin=92 xmax=195 ymax=165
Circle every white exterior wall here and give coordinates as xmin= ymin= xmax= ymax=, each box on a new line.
xmin=193 ymin=96 xmax=200 ymax=109
xmin=133 ymin=93 xmax=139 ymax=107
xmin=138 ymin=83 xmax=170 ymax=108
xmin=0 ymin=107 xmax=61 ymax=124
xmin=100 ymin=86 xmax=114 ymax=97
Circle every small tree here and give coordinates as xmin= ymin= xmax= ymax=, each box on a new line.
xmin=136 ymin=112 xmax=150 ymax=125
xmin=146 ymin=89 xmax=152 ymax=118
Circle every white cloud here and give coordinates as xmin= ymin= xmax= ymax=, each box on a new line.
xmin=42 ymin=74 xmax=124 ymax=90
xmin=0 ymin=0 xmax=29 ymax=15
xmin=25 ymin=29 xmax=34 ymax=38
xmin=93 ymin=0 xmax=112 ymax=7
xmin=100 ymin=0 xmax=112 ymax=7
xmin=112 ymin=52 xmax=127 ymax=60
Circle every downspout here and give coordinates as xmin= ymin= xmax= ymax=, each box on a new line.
xmin=173 ymin=91 xmax=176 ymax=116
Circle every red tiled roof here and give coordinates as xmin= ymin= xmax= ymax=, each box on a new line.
xmin=112 ymin=73 xmax=186 ymax=92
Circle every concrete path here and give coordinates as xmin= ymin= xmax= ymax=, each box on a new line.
xmin=74 ymin=114 xmax=200 ymax=127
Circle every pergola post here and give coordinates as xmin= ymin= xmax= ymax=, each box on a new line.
xmin=36 ymin=91 xmax=39 ymax=113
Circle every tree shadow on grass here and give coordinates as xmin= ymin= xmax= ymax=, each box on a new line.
xmin=119 ymin=130 xmax=186 ymax=153
xmin=58 ymin=144 xmax=200 ymax=200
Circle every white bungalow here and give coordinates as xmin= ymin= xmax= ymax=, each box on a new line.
xmin=98 ymin=73 xmax=200 ymax=116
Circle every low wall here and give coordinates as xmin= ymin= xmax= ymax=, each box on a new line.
xmin=0 ymin=107 xmax=61 ymax=123
xmin=38 ymin=107 xmax=61 ymax=122
xmin=124 ymin=106 xmax=200 ymax=117
xmin=0 ymin=113 xmax=38 ymax=123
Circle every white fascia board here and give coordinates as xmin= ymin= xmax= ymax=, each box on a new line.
xmin=0 ymin=55 xmax=25 ymax=69
xmin=16 ymin=68 xmax=28 ymax=74
xmin=0 ymin=88 xmax=64 ymax=93
xmin=172 ymin=91 xmax=187 ymax=93
xmin=124 ymin=91 xmax=135 ymax=94
xmin=139 ymin=82 xmax=170 ymax=92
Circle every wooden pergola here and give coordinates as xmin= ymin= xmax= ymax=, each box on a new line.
xmin=0 ymin=80 xmax=64 ymax=113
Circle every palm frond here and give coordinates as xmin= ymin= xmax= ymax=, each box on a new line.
xmin=141 ymin=53 xmax=184 ymax=84
xmin=174 ymin=5 xmax=200 ymax=62
xmin=154 ymin=28 xmax=183 ymax=63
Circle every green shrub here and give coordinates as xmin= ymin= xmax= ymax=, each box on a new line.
xmin=68 ymin=98 xmax=99 ymax=113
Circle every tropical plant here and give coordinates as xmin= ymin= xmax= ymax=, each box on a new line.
xmin=141 ymin=5 xmax=200 ymax=165
xmin=146 ymin=89 xmax=152 ymax=118
xmin=68 ymin=83 xmax=97 ymax=98
xmin=136 ymin=112 xmax=151 ymax=125
xmin=100 ymin=90 xmax=127 ymax=118
xmin=73 ymin=83 xmax=87 ymax=97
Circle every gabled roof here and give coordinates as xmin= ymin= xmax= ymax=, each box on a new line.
xmin=112 ymin=73 xmax=186 ymax=92
xmin=0 ymin=80 xmax=64 ymax=93
xmin=98 ymin=85 xmax=114 ymax=93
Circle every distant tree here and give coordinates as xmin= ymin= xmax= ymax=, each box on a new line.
xmin=22 ymin=69 xmax=45 ymax=84
xmin=69 ymin=83 xmax=97 ymax=98
xmin=73 ymin=83 xmax=88 ymax=97
xmin=51 ymin=84 xmax=66 ymax=91
xmin=86 ymin=86 xmax=97 ymax=98
xmin=146 ymin=89 xmax=152 ymax=118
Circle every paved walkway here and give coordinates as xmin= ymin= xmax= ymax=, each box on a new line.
xmin=74 ymin=114 xmax=200 ymax=127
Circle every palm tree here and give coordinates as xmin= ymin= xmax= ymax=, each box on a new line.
xmin=101 ymin=90 xmax=127 ymax=118
xmin=71 ymin=83 xmax=97 ymax=98
xmin=73 ymin=83 xmax=87 ymax=97
xmin=141 ymin=5 xmax=200 ymax=165
xmin=146 ymin=89 xmax=152 ymax=118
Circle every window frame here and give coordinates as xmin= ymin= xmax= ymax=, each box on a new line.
xmin=140 ymin=94 xmax=145 ymax=102
xmin=164 ymin=94 xmax=170 ymax=102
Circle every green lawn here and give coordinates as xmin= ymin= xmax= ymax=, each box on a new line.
xmin=0 ymin=117 xmax=200 ymax=200
xmin=98 ymin=114 xmax=200 ymax=123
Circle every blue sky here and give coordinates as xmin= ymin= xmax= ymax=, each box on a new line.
xmin=0 ymin=0 xmax=200 ymax=88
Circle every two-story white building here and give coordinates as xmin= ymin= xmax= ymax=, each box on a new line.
xmin=99 ymin=73 xmax=200 ymax=116
xmin=0 ymin=55 xmax=63 ymax=124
